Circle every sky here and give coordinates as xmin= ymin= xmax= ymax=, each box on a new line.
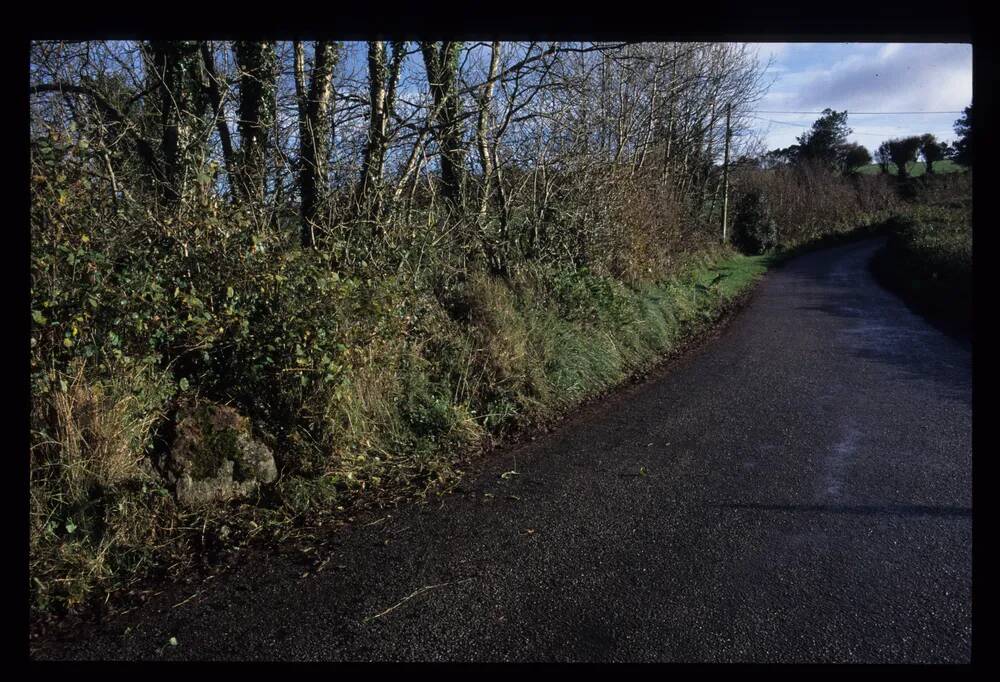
xmin=747 ymin=43 xmax=972 ymax=153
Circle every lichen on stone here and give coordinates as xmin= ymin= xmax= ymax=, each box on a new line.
xmin=162 ymin=400 xmax=277 ymax=507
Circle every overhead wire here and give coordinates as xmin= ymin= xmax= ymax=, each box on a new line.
xmin=750 ymin=110 xmax=963 ymax=115
xmin=747 ymin=114 xmax=957 ymax=139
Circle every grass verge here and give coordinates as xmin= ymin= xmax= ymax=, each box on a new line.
xmin=29 ymin=244 xmax=769 ymax=633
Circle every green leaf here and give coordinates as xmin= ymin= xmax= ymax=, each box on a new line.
xmin=65 ymin=519 xmax=77 ymax=534
xmin=32 ymin=310 xmax=47 ymax=325
xmin=226 ymin=286 xmax=235 ymax=299
xmin=179 ymin=377 xmax=189 ymax=391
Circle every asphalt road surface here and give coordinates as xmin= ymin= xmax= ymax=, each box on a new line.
xmin=33 ymin=238 xmax=972 ymax=662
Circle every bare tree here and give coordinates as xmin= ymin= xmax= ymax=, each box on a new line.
xmin=30 ymin=40 xmax=772 ymax=264
xmin=474 ymin=41 xmax=501 ymax=218
xmin=357 ymin=41 xmax=406 ymax=231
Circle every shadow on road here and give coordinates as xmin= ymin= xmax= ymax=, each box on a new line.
xmin=784 ymin=239 xmax=971 ymax=408
xmin=717 ymin=502 xmax=971 ymax=518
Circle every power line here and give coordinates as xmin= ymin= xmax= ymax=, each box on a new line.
xmin=748 ymin=115 xmax=951 ymax=139
xmin=751 ymin=116 xmax=816 ymax=127
xmin=751 ymin=110 xmax=963 ymax=115
xmin=750 ymin=116 xmax=880 ymax=135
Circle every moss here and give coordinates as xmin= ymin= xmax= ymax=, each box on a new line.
xmin=184 ymin=404 xmax=245 ymax=481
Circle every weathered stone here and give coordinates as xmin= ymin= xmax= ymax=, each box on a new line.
xmin=234 ymin=432 xmax=278 ymax=483
xmin=162 ymin=401 xmax=277 ymax=507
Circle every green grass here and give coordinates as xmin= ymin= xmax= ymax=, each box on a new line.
xmin=857 ymin=159 xmax=967 ymax=177
xmin=703 ymin=253 xmax=771 ymax=300
xmin=521 ymin=250 xmax=768 ymax=407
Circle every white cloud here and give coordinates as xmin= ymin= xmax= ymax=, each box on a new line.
xmin=878 ymin=43 xmax=904 ymax=60
xmin=749 ymin=42 xmax=794 ymax=65
xmin=792 ymin=43 xmax=971 ymax=112
xmin=749 ymin=43 xmax=971 ymax=151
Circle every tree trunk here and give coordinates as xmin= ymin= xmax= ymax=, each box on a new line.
xmin=233 ymin=41 xmax=277 ymax=205
xmin=475 ymin=41 xmax=500 ymax=218
xmin=145 ymin=41 xmax=205 ymax=204
xmin=199 ymin=42 xmax=238 ymax=198
xmin=421 ymin=41 xmax=466 ymax=211
xmin=358 ymin=41 xmax=405 ymax=231
xmin=296 ymin=41 xmax=338 ymax=248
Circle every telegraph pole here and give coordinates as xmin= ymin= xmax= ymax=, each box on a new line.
xmin=722 ymin=102 xmax=732 ymax=243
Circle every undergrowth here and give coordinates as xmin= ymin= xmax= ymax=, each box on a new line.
xmin=30 ymin=217 xmax=765 ymax=620
xmin=870 ymin=174 xmax=972 ymax=333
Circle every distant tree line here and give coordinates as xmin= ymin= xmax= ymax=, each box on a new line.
xmin=762 ymin=105 xmax=972 ymax=179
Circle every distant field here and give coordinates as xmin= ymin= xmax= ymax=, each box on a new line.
xmin=857 ymin=160 xmax=967 ymax=177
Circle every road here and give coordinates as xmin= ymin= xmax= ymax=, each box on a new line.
xmin=32 ymin=238 xmax=972 ymax=662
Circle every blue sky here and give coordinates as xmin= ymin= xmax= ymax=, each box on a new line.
xmin=747 ymin=43 xmax=972 ymax=153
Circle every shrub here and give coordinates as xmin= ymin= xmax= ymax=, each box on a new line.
xmin=731 ymin=188 xmax=778 ymax=255
xmin=729 ymin=165 xmax=898 ymax=249
xmin=872 ymin=201 xmax=971 ymax=331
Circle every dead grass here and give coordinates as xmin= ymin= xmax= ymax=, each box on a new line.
xmin=30 ymin=356 xmax=175 ymax=614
